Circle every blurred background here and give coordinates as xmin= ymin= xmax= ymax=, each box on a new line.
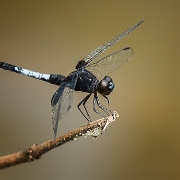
xmin=0 ymin=1 xmax=180 ymax=180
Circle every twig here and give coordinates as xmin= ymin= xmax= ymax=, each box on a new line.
xmin=0 ymin=111 xmax=119 ymax=169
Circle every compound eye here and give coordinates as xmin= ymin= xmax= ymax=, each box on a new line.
xmin=97 ymin=76 xmax=114 ymax=95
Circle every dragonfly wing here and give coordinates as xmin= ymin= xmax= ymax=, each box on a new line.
xmin=51 ymin=73 xmax=78 ymax=140
xmin=83 ymin=20 xmax=143 ymax=65
xmin=86 ymin=47 xmax=133 ymax=80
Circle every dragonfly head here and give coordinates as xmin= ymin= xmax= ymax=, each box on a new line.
xmin=97 ymin=76 xmax=114 ymax=96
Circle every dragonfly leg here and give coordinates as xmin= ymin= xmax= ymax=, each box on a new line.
xmin=101 ymin=94 xmax=110 ymax=105
xmin=93 ymin=92 xmax=112 ymax=116
xmin=77 ymin=93 xmax=92 ymax=122
xmin=93 ymin=95 xmax=106 ymax=117
xmin=101 ymin=95 xmax=113 ymax=115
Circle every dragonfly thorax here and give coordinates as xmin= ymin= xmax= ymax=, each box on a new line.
xmin=97 ymin=76 xmax=114 ymax=96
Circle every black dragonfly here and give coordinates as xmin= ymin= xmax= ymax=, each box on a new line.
xmin=0 ymin=20 xmax=143 ymax=141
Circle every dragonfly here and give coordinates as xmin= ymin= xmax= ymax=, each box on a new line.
xmin=0 ymin=20 xmax=143 ymax=141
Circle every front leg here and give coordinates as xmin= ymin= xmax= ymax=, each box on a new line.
xmin=101 ymin=94 xmax=110 ymax=105
xmin=93 ymin=92 xmax=113 ymax=116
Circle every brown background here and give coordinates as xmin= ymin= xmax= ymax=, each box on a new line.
xmin=0 ymin=1 xmax=180 ymax=180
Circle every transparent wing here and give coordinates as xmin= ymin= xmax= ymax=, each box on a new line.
xmin=51 ymin=73 xmax=78 ymax=140
xmin=86 ymin=47 xmax=133 ymax=80
xmin=83 ymin=20 xmax=143 ymax=66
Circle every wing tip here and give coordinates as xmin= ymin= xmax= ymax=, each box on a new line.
xmin=136 ymin=20 xmax=144 ymax=27
xmin=123 ymin=47 xmax=133 ymax=53
xmin=138 ymin=20 xmax=144 ymax=25
xmin=123 ymin=47 xmax=131 ymax=50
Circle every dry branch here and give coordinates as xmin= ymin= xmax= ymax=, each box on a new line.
xmin=0 ymin=111 xmax=119 ymax=169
